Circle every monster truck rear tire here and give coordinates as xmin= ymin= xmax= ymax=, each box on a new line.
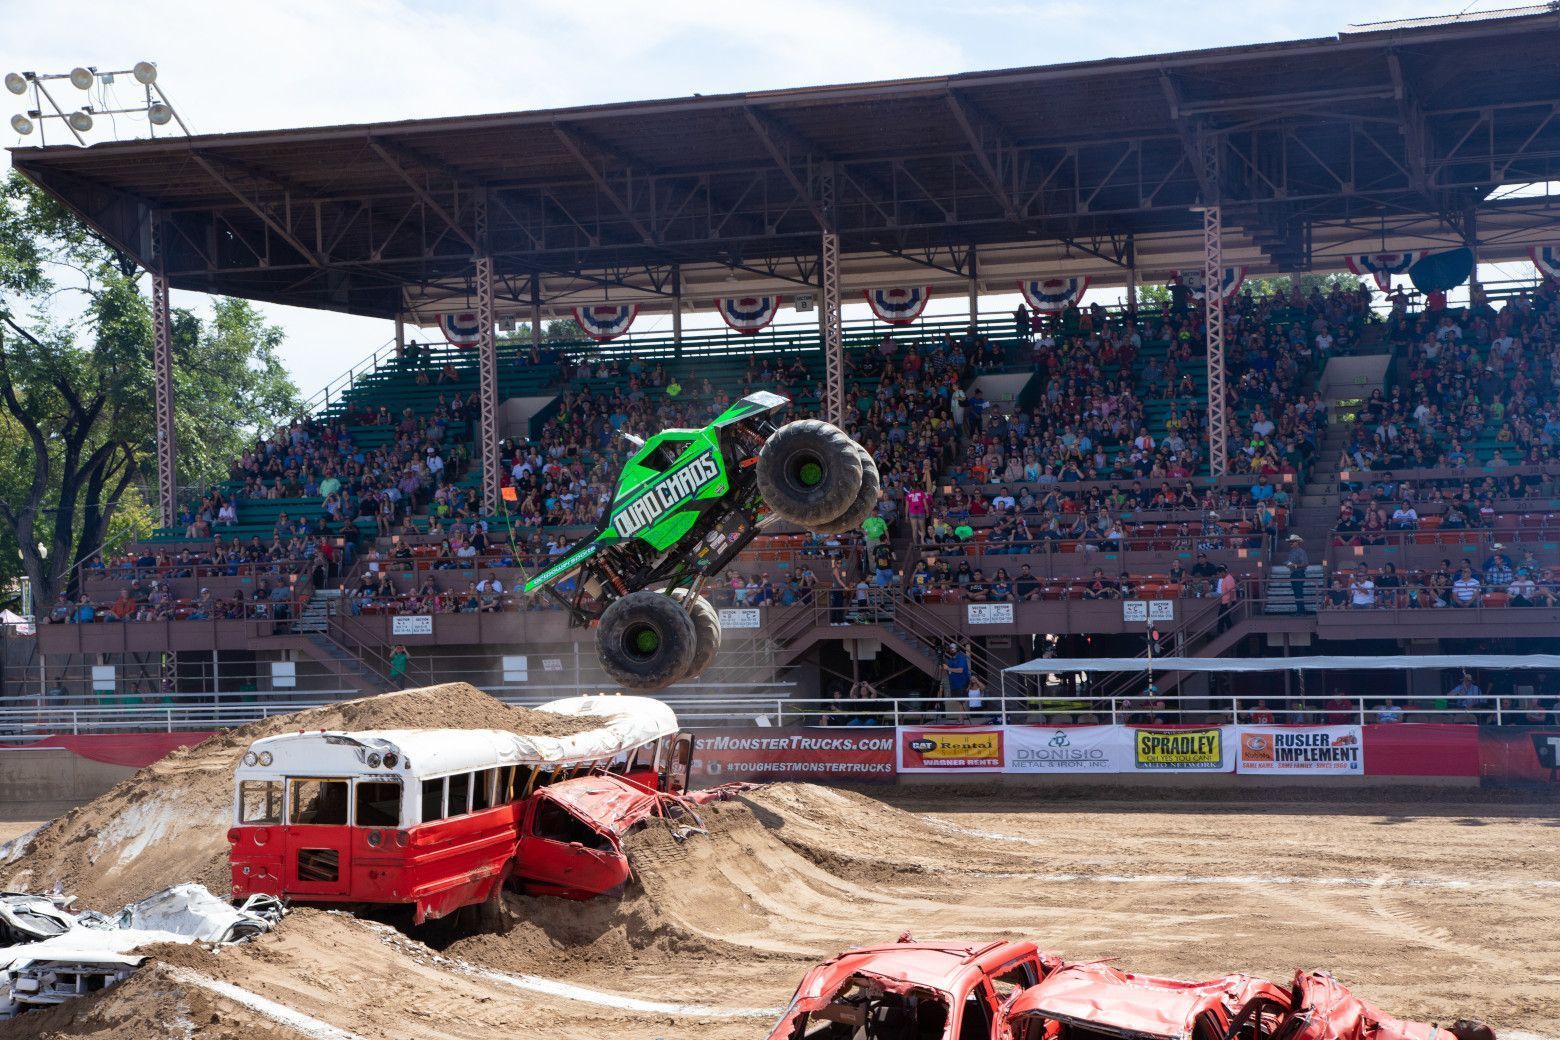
xmin=670 ymin=588 xmax=722 ymax=680
xmin=756 ymin=419 xmax=864 ymax=528
xmin=811 ymin=444 xmax=881 ymax=535
xmin=597 ymin=591 xmax=698 ymax=691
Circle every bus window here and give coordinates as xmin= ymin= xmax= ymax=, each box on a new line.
xmin=290 ymin=779 xmax=349 ymax=825
xmin=420 ymin=778 xmax=445 ymax=823
xmin=355 ymin=780 xmax=401 ymax=827
xmin=240 ymin=780 xmax=282 ymax=824
xmin=532 ymin=800 xmax=613 ymax=852
xmin=514 ymin=766 xmax=536 ymax=798
xmin=447 ymin=772 xmax=471 ymax=816
xmin=497 ymin=766 xmax=514 ymax=802
xmin=630 ymin=743 xmax=656 ymax=771
xmin=472 ymin=769 xmax=495 ymax=812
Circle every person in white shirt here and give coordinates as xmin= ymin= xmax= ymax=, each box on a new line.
xmin=1390 ymin=503 xmax=1418 ymax=529
xmin=1348 ymin=565 xmax=1377 ymax=608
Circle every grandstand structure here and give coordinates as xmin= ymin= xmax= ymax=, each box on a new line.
xmin=8 ymin=8 xmax=1560 ymax=714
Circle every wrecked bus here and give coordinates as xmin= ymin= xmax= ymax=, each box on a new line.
xmin=227 ymin=695 xmax=694 ymax=922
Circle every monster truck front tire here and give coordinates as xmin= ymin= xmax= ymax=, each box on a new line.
xmin=670 ymin=588 xmax=722 ymax=680
xmin=812 ymin=443 xmax=881 ymax=535
xmin=756 ymin=419 xmax=864 ymax=528
xmin=597 ymin=591 xmax=698 ymax=691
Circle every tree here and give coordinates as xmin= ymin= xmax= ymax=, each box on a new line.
xmin=0 ymin=172 xmax=299 ymax=610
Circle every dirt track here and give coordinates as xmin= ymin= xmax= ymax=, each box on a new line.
xmin=8 ymin=784 xmax=1560 ymax=1039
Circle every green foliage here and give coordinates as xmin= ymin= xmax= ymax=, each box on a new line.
xmin=0 ymin=171 xmax=300 ymax=608
xmin=1135 ymin=283 xmax=1171 ymax=308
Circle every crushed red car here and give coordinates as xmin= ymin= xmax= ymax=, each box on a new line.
xmin=765 ymin=937 xmax=1062 ymax=1039
xmin=1003 ymin=961 xmax=1494 ymax=1040
xmin=770 ymin=938 xmax=1494 ymax=1040
xmin=513 ymin=773 xmax=703 ymax=900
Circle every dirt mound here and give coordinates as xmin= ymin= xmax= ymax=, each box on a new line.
xmin=0 ymin=684 xmax=594 ymax=909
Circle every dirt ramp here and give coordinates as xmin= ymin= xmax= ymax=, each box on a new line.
xmin=0 ymin=684 xmax=592 ymax=909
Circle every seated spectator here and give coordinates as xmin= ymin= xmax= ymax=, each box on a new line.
xmin=1348 ymin=564 xmax=1376 ymax=609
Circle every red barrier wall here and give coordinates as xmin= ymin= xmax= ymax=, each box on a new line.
xmin=1361 ymin=724 xmax=1479 ymax=777
xmin=0 ymin=732 xmax=212 ymax=769
xmin=1478 ymin=726 xmax=1560 ymax=786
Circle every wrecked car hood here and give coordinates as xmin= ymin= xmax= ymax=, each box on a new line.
xmin=540 ymin=775 xmax=670 ymax=837
xmin=1007 ymin=962 xmax=1287 ymax=1040
xmin=1289 ymin=971 xmax=1468 ymax=1040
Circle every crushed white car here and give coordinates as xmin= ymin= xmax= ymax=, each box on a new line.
xmin=0 ymin=884 xmax=284 ymax=1019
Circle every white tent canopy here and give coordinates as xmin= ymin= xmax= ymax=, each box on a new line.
xmin=1004 ymin=654 xmax=1560 ymax=674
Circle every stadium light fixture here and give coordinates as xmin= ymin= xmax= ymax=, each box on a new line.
xmin=10 ymin=113 xmax=32 ymax=135
xmin=148 ymin=101 xmax=172 ymax=126
xmin=68 ymin=66 xmax=94 ymax=90
xmin=7 ymin=61 xmax=186 ymax=145
xmin=67 ymin=109 xmax=93 ymax=132
xmin=4 ymin=72 xmax=27 ymax=96
xmin=132 ymin=61 xmax=157 ymax=85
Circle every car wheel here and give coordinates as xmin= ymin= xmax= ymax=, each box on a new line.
xmin=756 ymin=419 xmax=864 ymax=527
xmin=597 ymin=590 xmax=698 ymax=690
xmin=670 ymin=588 xmax=722 ymax=680
xmin=811 ymin=444 xmax=881 ymax=534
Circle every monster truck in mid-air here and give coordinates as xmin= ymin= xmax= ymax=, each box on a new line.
xmin=523 ymin=391 xmax=878 ymax=690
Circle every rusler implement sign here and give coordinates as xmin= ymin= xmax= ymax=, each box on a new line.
xmin=1235 ymin=726 xmax=1363 ymax=775
xmin=690 ymin=728 xmax=894 ymax=784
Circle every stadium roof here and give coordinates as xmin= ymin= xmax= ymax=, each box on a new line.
xmin=11 ymin=5 xmax=1560 ymax=322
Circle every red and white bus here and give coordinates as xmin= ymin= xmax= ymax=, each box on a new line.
xmin=227 ymin=695 xmax=695 ymax=922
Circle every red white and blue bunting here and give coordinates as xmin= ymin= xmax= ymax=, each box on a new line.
xmin=865 ymin=286 xmax=932 ymax=324
xmin=1345 ymin=252 xmax=1427 ymax=292
xmin=716 ymin=295 xmax=782 ymax=335
xmin=1018 ymin=276 xmax=1090 ymax=315
xmin=1530 ymin=244 xmax=1560 ymax=283
xmin=1176 ymin=267 xmax=1247 ymax=301
xmin=572 ymin=304 xmax=639 ymax=342
xmin=438 ymin=311 xmax=483 ymax=349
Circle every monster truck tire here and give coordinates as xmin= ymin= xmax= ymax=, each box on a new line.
xmin=811 ymin=444 xmax=881 ymax=535
xmin=756 ymin=419 xmax=864 ymax=528
xmin=597 ymin=590 xmax=698 ymax=691
xmin=670 ymin=588 xmax=722 ymax=680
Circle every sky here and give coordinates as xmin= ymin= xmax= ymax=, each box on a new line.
xmin=0 ymin=0 xmax=1530 ymax=397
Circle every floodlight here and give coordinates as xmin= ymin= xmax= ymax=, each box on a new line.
xmin=10 ymin=113 xmax=32 ymax=135
xmin=148 ymin=102 xmax=173 ymax=126
xmin=69 ymin=67 xmax=93 ymax=90
xmin=4 ymin=72 xmax=26 ymax=96
xmin=132 ymin=61 xmax=157 ymax=85
xmin=67 ymin=109 xmax=93 ymax=132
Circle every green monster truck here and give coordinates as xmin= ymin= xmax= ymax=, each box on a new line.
xmin=523 ymin=391 xmax=878 ymax=690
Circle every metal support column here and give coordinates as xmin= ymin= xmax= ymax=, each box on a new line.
xmin=529 ymin=272 xmax=542 ymax=355
xmin=818 ymin=164 xmax=845 ymax=426
xmin=967 ymin=246 xmax=979 ymax=324
xmin=150 ymin=227 xmax=177 ymax=529
xmin=1465 ymin=204 xmax=1481 ymax=294
xmin=1202 ymin=203 xmax=1229 ymax=477
xmin=394 ymin=316 xmax=405 ymax=358
xmin=474 ymin=194 xmax=501 ymax=516
xmin=1124 ymin=235 xmax=1137 ymax=318
xmin=672 ymin=265 xmax=683 ymax=355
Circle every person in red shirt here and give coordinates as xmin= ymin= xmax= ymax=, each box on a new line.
xmin=1323 ymin=695 xmax=1355 ymax=725
xmin=905 ymin=487 xmax=929 ymax=546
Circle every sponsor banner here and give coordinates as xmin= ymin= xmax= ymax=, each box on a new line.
xmin=1360 ymin=723 xmax=1479 ymax=777
xmin=718 ymin=608 xmax=761 ymax=629
xmin=690 ymin=728 xmax=894 ymax=785
xmin=1234 ymin=725 xmax=1363 ymax=775
xmin=1005 ymin=725 xmax=1131 ymax=774
xmin=967 ymin=603 xmax=1013 ymax=625
xmin=1132 ymin=726 xmax=1233 ymax=771
xmin=898 ymin=726 xmax=1005 ymax=773
xmin=391 ymin=614 xmax=433 ymax=636
xmin=1478 ymin=726 xmax=1560 ymax=786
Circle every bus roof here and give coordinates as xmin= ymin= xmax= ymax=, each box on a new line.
xmin=238 ymin=695 xmax=679 ymax=779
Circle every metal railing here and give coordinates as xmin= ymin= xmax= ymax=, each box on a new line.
xmin=0 ymin=688 xmax=1543 ymax=737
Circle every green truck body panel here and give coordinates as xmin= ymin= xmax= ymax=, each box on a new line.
xmin=522 ymin=390 xmax=787 ymax=594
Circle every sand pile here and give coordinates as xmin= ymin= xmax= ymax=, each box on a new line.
xmin=0 ymin=683 xmax=596 ymax=909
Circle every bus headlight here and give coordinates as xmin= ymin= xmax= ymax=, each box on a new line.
xmin=394 ymin=830 xmax=409 ymax=847
xmin=252 ymin=828 xmax=269 ymax=846
xmin=366 ymin=753 xmax=382 ymax=768
xmin=382 ymin=752 xmax=398 ymax=769
xmin=258 ymin=752 xmax=273 ymax=767
xmin=367 ymin=830 xmax=383 ymax=848
xmin=243 ymin=752 xmax=258 ymax=767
